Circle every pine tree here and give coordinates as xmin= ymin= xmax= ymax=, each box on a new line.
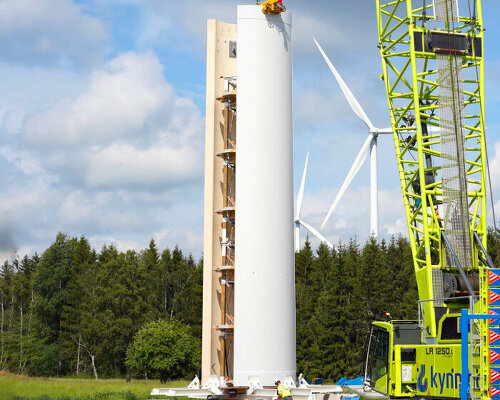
xmin=344 ymin=238 xmax=369 ymax=376
xmin=33 ymin=233 xmax=79 ymax=375
xmin=387 ymin=236 xmax=418 ymax=320
xmin=332 ymin=241 xmax=361 ymax=378
xmin=4 ymin=226 xmax=494 ymax=379
xmin=61 ymin=237 xmax=95 ymax=376
xmin=161 ymin=246 xmax=189 ymax=321
xmin=358 ymin=237 xmax=392 ymax=319
xmin=488 ymin=226 xmax=500 ymax=267
xmin=0 ymin=260 xmax=14 ymax=370
xmin=295 ymin=238 xmax=317 ymax=375
xmin=178 ymin=256 xmax=203 ymax=339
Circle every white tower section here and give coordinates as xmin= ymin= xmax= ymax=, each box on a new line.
xmin=234 ymin=5 xmax=295 ymax=386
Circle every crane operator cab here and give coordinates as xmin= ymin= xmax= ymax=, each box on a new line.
xmin=365 ymin=324 xmax=391 ymax=394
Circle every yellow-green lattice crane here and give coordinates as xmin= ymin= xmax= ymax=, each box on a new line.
xmin=363 ymin=1 xmax=494 ymax=400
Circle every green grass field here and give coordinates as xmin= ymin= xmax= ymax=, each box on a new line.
xmin=0 ymin=372 xmax=188 ymax=400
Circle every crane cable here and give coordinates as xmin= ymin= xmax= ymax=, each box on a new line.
xmin=440 ymin=0 xmax=473 ymax=271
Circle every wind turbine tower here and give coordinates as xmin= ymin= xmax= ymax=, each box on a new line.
xmin=200 ymin=2 xmax=297 ymax=387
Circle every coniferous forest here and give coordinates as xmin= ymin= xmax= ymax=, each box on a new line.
xmin=1 ymin=228 xmax=499 ymax=381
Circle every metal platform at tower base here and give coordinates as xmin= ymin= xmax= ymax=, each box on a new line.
xmin=344 ymin=385 xmax=388 ymax=399
xmin=151 ymin=375 xmax=343 ymax=400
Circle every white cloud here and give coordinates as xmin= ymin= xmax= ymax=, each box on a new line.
xmin=0 ymin=62 xmax=88 ymax=143
xmin=20 ymin=51 xmax=204 ymax=191
xmin=22 ymin=51 xmax=174 ymax=147
xmin=383 ymin=218 xmax=408 ymax=236
xmin=0 ymin=147 xmax=42 ymax=176
xmin=152 ymin=228 xmax=203 ymax=255
xmin=0 ymin=182 xmax=57 ymax=221
xmin=88 ymin=227 xmax=203 ymax=257
xmin=0 ymin=180 xmax=60 ymax=256
xmin=0 ymin=0 xmax=108 ymax=66
xmin=84 ymin=143 xmax=201 ymax=189
xmin=0 ymin=49 xmax=205 ymax=262
xmin=55 ymin=190 xmax=149 ymax=233
xmin=0 ymin=174 xmax=204 ymax=263
xmin=88 ymin=235 xmax=141 ymax=253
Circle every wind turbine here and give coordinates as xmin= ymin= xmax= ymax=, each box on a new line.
xmin=314 ymin=38 xmax=393 ymax=238
xmin=295 ymin=152 xmax=334 ymax=251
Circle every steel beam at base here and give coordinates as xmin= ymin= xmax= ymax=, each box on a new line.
xmin=150 ymin=388 xmax=216 ymax=398
xmin=344 ymin=385 xmax=388 ymax=399
xmin=151 ymin=376 xmax=342 ymax=400
xmin=151 ymin=388 xmax=342 ymax=400
xmin=151 ymin=391 xmax=341 ymax=400
xmin=308 ymin=385 xmax=343 ymax=394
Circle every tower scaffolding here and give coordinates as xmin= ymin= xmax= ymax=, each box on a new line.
xmin=201 ymin=19 xmax=237 ymax=383
xmin=215 ymin=77 xmax=237 ymax=379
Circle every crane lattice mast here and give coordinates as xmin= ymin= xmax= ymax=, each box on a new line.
xmin=376 ymin=1 xmax=489 ymax=398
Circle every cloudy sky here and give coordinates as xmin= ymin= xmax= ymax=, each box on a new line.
xmin=1 ymin=0 xmax=499 ymax=261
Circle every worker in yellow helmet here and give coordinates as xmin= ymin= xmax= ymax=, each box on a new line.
xmin=274 ymin=379 xmax=293 ymax=400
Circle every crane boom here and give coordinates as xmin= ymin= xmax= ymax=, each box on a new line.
xmin=377 ymin=0 xmax=487 ymax=339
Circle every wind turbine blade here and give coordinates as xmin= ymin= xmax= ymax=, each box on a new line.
xmin=295 ymin=224 xmax=300 ymax=252
xmin=296 ymin=152 xmax=309 ymax=218
xmin=299 ymin=220 xmax=333 ymax=249
xmin=314 ymin=38 xmax=374 ymax=131
xmin=321 ymin=134 xmax=374 ymax=229
xmin=377 ymin=127 xmax=393 ymax=134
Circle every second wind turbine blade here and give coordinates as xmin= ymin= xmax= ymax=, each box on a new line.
xmin=296 ymin=152 xmax=309 ymax=218
xmin=321 ymin=134 xmax=374 ymax=229
xmin=313 ymin=38 xmax=375 ymax=131
xmin=299 ymin=220 xmax=333 ymax=249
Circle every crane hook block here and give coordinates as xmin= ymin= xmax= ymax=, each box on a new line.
xmin=261 ymin=0 xmax=286 ymax=14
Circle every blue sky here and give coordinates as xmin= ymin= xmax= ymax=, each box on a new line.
xmin=0 ymin=0 xmax=499 ymax=261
